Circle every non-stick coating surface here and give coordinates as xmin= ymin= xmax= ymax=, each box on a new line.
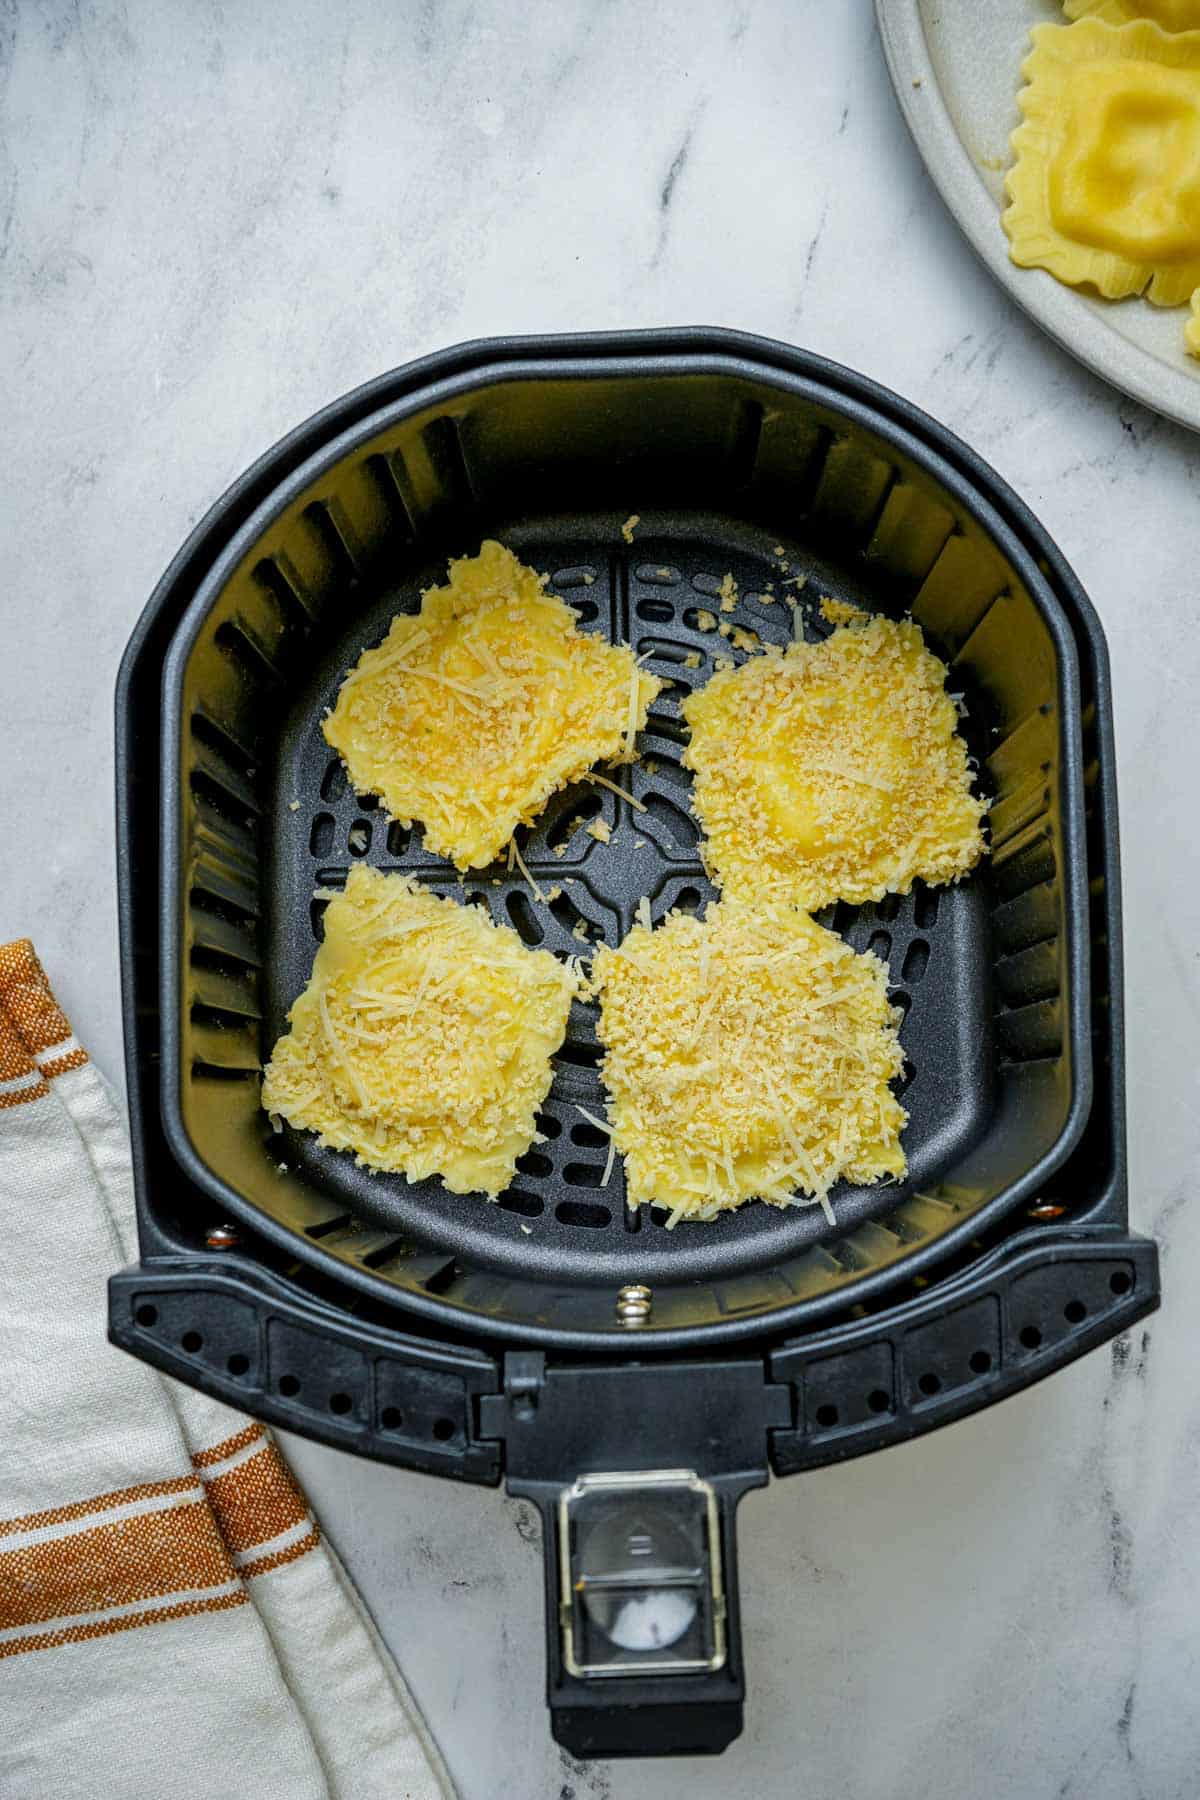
xmin=265 ymin=512 xmax=995 ymax=1286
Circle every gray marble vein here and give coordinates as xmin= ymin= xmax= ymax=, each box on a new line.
xmin=3 ymin=1 xmax=1199 ymax=1796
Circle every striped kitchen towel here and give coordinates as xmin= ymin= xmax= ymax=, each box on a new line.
xmin=0 ymin=940 xmax=453 ymax=1800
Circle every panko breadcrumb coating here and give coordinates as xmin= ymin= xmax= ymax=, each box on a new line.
xmin=261 ymin=866 xmax=579 ymax=1197
xmin=324 ymin=541 xmax=661 ymax=870
xmin=682 ymin=615 xmax=986 ymax=909
xmin=591 ymin=899 xmax=906 ymax=1224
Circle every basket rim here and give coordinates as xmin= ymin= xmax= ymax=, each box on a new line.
xmin=133 ymin=329 xmax=1101 ymax=1353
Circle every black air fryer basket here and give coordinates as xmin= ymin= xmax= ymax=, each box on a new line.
xmin=111 ymin=331 xmax=1158 ymax=1759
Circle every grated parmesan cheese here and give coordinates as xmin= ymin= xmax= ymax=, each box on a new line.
xmin=322 ymin=542 xmax=661 ymax=871
xmin=587 ymin=771 xmax=646 ymax=811
xmin=819 ymin=595 xmax=868 ymax=627
xmin=261 ymin=865 xmax=579 ymax=1198
xmin=590 ymin=899 xmax=907 ymax=1220
xmin=682 ymin=616 xmax=987 ymax=909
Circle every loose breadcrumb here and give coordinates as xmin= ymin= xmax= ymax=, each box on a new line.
xmin=261 ymin=866 xmax=579 ymax=1197
xmin=288 ymin=799 xmax=301 ymax=812
xmin=683 ymin=616 xmax=987 ymax=908
xmin=621 ymin=514 xmax=640 ymax=544
xmin=586 ymin=817 xmax=612 ymax=843
xmin=695 ymin=609 xmax=718 ymax=632
xmin=684 ymin=651 xmax=702 ymax=669
xmin=732 ymin=628 xmax=760 ymax=653
xmin=591 ymin=899 xmax=906 ymax=1220
xmin=718 ymin=572 xmax=738 ymax=613
xmin=322 ymin=541 xmax=661 ymax=870
xmin=546 ymin=885 xmax=563 ymax=902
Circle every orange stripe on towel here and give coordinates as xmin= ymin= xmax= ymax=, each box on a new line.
xmin=0 ymin=1500 xmax=235 ymax=1631
xmin=0 ymin=1590 xmax=248 ymax=1661
xmin=203 ymin=1445 xmax=311 ymax=1556
xmin=0 ymin=939 xmax=82 ymax=1062
xmin=0 ymin=1476 xmax=202 ymax=1541
xmin=239 ymin=1526 xmax=322 ymax=1581
xmin=190 ymin=1423 xmax=265 ymax=1470
xmin=0 ymin=1007 xmax=49 ymax=1106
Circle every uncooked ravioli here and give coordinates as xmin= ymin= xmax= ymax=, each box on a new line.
xmin=1063 ymin=1 xmax=1200 ymax=29
xmin=1004 ymin=21 xmax=1200 ymax=309
xmin=590 ymin=899 xmax=907 ymax=1224
xmin=261 ymin=866 xmax=579 ymax=1197
xmin=323 ymin=541 xmax=661 ymax=870
xmin=681 ymin=615 xmax=986 ymax=910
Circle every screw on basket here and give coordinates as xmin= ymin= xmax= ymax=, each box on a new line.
xmin=1027 ymin=1201 xmax=1067 ymax=1221
xmin=616 ymin=1284 xmax=653 ymax=1325
xmin=206 ymin=1223 xmax=240 ymax=1250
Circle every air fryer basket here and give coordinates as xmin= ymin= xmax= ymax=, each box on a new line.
xmin=160 ymin=350 xmax=1091 ymax=1345
xmin=110 ymin=333 xmax=1158 ymax=1758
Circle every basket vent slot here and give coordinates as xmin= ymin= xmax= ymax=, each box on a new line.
xmin=555 ymin=1199 xmax=610 ymax=1228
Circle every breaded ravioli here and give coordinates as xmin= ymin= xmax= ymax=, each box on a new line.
xmin=261 ymin=866 xmax=579 ymax=1197
xmin=682 ymin=616 xmax=986 ymax=909
xmin=323 ymin=541 xmax=662 ymax=870
xmin=590 ymin=899 xmax=906 ymax=1224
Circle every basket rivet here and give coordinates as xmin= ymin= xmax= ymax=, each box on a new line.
xmin=206 ymin=1223 xmax=240 ymax=1250
xmin=1027 ymin=1201 xmax=1066 ymax=1222
xmin=616 ymin=1284 xmax=652 ymax=1325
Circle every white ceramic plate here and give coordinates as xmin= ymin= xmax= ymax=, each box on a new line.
xmin=876 ymin=0 xmax=1200 ymax=433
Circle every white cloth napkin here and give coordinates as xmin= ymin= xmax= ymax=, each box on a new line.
xmin=0 ymin=939 xmax=454 ymax=1800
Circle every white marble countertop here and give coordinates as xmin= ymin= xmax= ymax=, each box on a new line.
xmin=4 ymin=3 xmax=1199 ymax=1796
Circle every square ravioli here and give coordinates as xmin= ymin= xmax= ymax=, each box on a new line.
xmin=681 ymin=616 xmax=986 ymax=911
xmin=261 ymin=865 xmax=579 ymax=1197
xmin=324 ymin=540 xmax=661 ymax=870
xmin=1005 ymin=21 xmax=1200 ymax=307
xmin=590 ymin=900 xmax=907 ymax=1224
xmin=1065 ymin=1 xmax=1200 ymax=28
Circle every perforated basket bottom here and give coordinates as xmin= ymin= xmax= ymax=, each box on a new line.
xmin=265 ymin=512 xmax=994 ymax=1287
